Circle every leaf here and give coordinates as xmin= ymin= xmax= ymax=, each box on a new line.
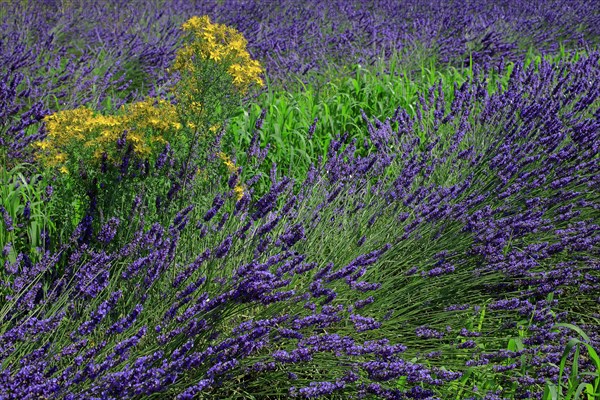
xmin=543 ymin=383 xmax=559 ymax=400
xmin=559 ymin=339 xmax=580 ymax=386
xmin=396 ymin=375 xmax=407 ymax=391
xmin=554 ymin=323 xmax=592 ymax=343
xmin=508 ymin=337 xmax=524 ymax=352
xmin=572 ymin=382 xmax=592 ymax=400
xmin=477 ymin=304 xmax=486 ymax=333
xmin=566 ymin=344 xmax=581 ymax=399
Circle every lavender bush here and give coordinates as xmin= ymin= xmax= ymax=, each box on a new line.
xmin=2 ymin=51 xmax=600 ymax=398
xmin=1 ymin=2 xmax=599 ymax=399
xmin=0 ymin=0 xmax=180 ymax=164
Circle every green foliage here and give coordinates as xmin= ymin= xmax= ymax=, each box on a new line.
xmin=227 ymin=47 xmax=593 ymax=196
xmin=227 ymin=53 xmax=491 ymax=195
xmin=0 ymin=164 xmax=55 ymax=291
xmin=542 ymin=324 xmax=600 ymax=400
xmin=172 ymin=52 xmax=242 ymax=175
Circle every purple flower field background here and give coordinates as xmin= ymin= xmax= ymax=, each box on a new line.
xmin=1 ymin=1 xmax=599 ymax=399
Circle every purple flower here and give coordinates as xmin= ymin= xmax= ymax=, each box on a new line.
xmin=350 ymin=314 xmax=382 ymax=332
xmin=155 ymin=143 xmax=170 ymax=169
xmin=77 ymin=290 xmax=122 ymax=336
xmin=307 ymin=117 xmax=318 ymax=140
xmin=106 ymin=304 xmax=143 ymax=335
xmin=214 ymin=235 xmax=232 ymax=258
xmin=278 ymin=223 xmax=305 ymax=248
xmin=415 ymin=326 xmax=445 ymax=339
xmin=97 ymin=217 xmax=120 ymax=244
xmin=1 ymin=206 xmax=14 ymax=231
xmin=204 ymin=194 xmax=225 ymax=222
xmin=295 ymin=381 xmax=346 ymax=398
xmin=22 ymin=201 xmax=31 ymax=220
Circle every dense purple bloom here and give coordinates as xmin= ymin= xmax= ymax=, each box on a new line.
xmin=214 ymin=235 xmax=233 ymax=258
xmin=1 ymin=7 xmax=600 ymax=398
xmin=203 ymin=194 xmax=225 ymax=222
xmin=97 ymin=217 xmax=120 ymax=244
xmin=307 ymin=117 xmax=318 ymax=140
xmin=278 ymin=223 xmax=305 ymax=248
xmin=106 ymin=304 xmax=143 ymax=335
xmin=77 ymin=291 xmax=122 ymax=336
xmin=415 ymin=326 xmax=445 ymax=339
xmin=293 ymin=381 xmax=346 ymax=398
xmin=350 ymin=314 xmax=382 ymax=332
xmin=155 ymin=143 xmax=171 ymax=169
xmin=1 ymin=206 xmax=14 ymax=231
xmin=22 ymin=201 xmax=31 ymax=220
xmin=71 ymin=250 xmax=113 ymax=298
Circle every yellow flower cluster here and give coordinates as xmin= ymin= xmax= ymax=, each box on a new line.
xmin=173 ymin=15 xmax=264 ymax=93
xmin=34 ymin=15 xmax=260 ymax=201
xmin=217 ymin=151 xmax=245 ymax=200
xmin=35 ymin=98 xmax=180 ymax=174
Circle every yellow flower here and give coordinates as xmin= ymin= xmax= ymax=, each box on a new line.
xmin=35 ymin=97 xmax=181 ymax=174
xmin=174 ymin=16 xmax=264 ymax=93
xmin=182 ymin=15 xmax=211 ymax=33
xmin=34 ymin=140 xmax=50 ymax=150
xmin=233 ymin=184 xmax=245 ymax=201
xmin=151 ymin=136 xmax=167 ymax=144
xmin=190 ymin=102 xmax=203 ymax=114
xmin=53 ymin=153 xmax=67 ymax=163
xmin=217 ymin=152 xmax=237 ymax=173
xmin=217 ymin=151 xmax=245 ymax=200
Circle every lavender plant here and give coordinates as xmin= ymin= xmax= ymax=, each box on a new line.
xmin=2 ymin=52 xmax=600 ymax=399
xmin=1 ymin=2 xmax=600 ymax=399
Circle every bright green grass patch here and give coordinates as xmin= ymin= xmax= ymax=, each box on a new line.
xmin=225 ymin=48 xmax=586 ymax=195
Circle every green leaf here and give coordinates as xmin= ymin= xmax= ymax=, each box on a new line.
xmin=396 ymin=376 xmax=407 ymax=391
xmin=543 ymin=384 xmax=559 ymax=400
xmin=554 ymin=323 xmax=592 ymax=343
xmin=508 ymin=337 xmax=524 ymax=352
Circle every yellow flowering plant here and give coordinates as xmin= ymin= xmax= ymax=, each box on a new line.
xmin=34 ymin=15 xmax=263 ymax=183
xmin=173 ymin=16 xmax=263 ymax=94
xmin=217 ymin=151 xmax=245 ymax=201
xmin=31 ymin=15 xmax=263 ymax=230
xmin=35 ymin=98 xmax=181 ymax=176
xmin=33 ymin=98 xmax=182 ymax=231
xmin=169 ymin=15 xmax=264 ymax=198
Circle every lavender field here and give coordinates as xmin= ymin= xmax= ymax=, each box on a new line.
xmin=1 ymin=1 xmax=599 ymax=399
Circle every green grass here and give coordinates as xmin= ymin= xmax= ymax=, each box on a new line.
xmin=0 ymin=164 xmax=55 ymax=273
xmin=225 ymin=48 xmax=588 ymax=196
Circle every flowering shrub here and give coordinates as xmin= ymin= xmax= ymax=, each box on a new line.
xmin=173 ymin=15 xmax=263 ymax=93
xmin=30 ymin=15 xmax=263 ymax=232
xmin=34 ymin=98 xmax=181 ymax=175
xmin=33 ymin=14 xmax=265 ymax=181
xmin=170 ymin=15 xmax=264 ymax=184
